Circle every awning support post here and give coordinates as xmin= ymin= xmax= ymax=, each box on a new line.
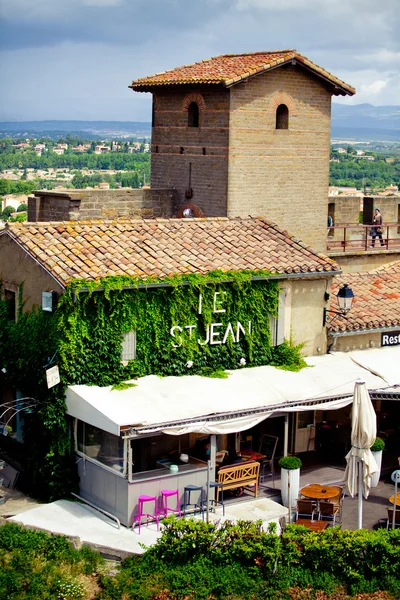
xmin=284 ymin=414 xmax=289 ymax=457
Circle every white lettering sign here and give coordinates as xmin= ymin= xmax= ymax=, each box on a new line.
xmin=171 ymin=292 xmax=252 ymax=348
xmin=46 ymin=365 xmax=60 ymax=389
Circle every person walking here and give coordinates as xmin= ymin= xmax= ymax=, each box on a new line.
xmin=370 ymin=208 xmax=385 ymax=248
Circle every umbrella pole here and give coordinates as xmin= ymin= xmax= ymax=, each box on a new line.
xmin=357 ymin=458 xmax=363 ymax=529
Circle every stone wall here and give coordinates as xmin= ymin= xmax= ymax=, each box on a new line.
xmin=0 ymin=235 xmax=64 ymax=311
xmin=227 ymin=65 xmax=332 ymax=253
xmin=150 ymin=87 xmax=230 ymax=217
xmin=28 ymin=188 xmax=177 ymax=222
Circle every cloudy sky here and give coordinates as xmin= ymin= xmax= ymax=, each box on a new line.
xmin=0 ymin=0 xmax=398 ymax=122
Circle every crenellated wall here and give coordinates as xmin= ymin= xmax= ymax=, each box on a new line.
xmin=28 ymin=188 xmax=177 ymax=222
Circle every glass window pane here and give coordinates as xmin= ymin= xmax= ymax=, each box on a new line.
xmin=77 ymin=420 xmax=124 ymax=473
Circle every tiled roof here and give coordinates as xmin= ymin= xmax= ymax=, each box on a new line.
xmin=3 ymin=217 xmax=339 ymax=287
xmin=371 ymin=260 xmax=400 ymax=274
xmin=130 ymin=50 xmax=355 ymax=95
xmin=329 ymin=269 xmax=400 ymax=333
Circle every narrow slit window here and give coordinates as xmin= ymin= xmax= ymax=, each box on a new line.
xmin=276 ymin=104 xmax=289 ymax=130
xmin=202 ymin=147 xmax=206 ymax=155
xmin=4 ymin=289 xmax=16 ymax=321
xmin=180 ymin=147 xmax=185 ymax=154
xmin=188 ymin=102 xmax=199 ymax=128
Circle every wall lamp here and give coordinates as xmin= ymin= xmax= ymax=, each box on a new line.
xmin=323 ymin=283 xmax=354 ymax=326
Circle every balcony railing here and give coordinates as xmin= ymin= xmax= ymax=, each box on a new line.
xmin=326 ymin=223 xmax=400 ymax=253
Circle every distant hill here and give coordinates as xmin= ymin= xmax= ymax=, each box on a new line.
xmin=0 ymin=104 xmax=399 ymax=142
xmin=0 ymin=120 xmax=151 ymax=140
xmin=331 ymin=103 xmax=400 ymax=141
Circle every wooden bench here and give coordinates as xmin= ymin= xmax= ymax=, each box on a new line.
xmin=216 ymin=461 xmax=260 ymax=503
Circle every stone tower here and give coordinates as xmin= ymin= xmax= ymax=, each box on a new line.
xmin=130 ymin=51 xmax=355 ymax=252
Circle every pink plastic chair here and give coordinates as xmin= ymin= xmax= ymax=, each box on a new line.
xmin=132 ymin=494 xmax=160 ymax=533
xmin=157 ymin=489 xmax=181 ymax=518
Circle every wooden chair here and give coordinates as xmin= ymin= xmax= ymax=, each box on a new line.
xmin=296 ymin=499 xmax=316 ymax=521
xmin=386 ymin=508 xmax=400 ymax=529
xmin=328 ymin=485 xmax=345 ymax=522
xmin=318 ymin=501 xmax=339 ymax=526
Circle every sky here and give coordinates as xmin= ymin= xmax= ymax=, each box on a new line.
xmin=0 ymin=0 xmax=398 ymax=122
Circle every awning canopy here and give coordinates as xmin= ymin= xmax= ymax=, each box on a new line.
xmin=65 ymin=347 xmax=400 ymax=437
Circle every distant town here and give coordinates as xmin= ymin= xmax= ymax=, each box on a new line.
xmin=0 ymin=127 xmax=399 ymax=223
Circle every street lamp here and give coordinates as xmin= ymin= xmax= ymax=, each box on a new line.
xmin=323 ymin=283 xmax=354 ymax=326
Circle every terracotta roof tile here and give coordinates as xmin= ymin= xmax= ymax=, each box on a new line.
xmin=3 ymin=217 xmax=339 ymax=287
xmin=130 ymin=50 xmax=355 ymax=96
xmin=329 ymin=270 xmax=400 ymax=333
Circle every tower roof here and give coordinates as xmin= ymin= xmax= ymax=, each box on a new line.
xmin=130 ymin=50 xmax=355 ymax=96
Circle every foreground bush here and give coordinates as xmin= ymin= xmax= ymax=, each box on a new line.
xmin=0 ymin=522 xmax=103 ymax=600
xmin=1 ymin=519 xmax=400 ymax=599
xmin=98 ymin=518 xmax=400 ymax=600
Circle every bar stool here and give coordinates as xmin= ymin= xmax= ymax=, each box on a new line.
xmin=204 ymin=482 xmax=225 ymax=516
xmin=182 ymin=484 xmax=204 ymax=519
xmin=132 ymin=494 xmax=160 ymax=534
xmin=157 ymin=489 xmax=182 ymax=518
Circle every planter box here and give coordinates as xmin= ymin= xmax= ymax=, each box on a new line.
xmin=281 ymin=468 xmax=300 ymax=507
xmin=370 ymin=450 xmax=382 ymax=488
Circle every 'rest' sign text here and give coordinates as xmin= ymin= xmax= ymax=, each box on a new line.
xmin=381 ymin=331 xmax=400 ymax=347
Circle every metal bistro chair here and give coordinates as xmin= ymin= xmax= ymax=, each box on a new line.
xmin=157 ymin=489 xmax=182 ymax=519
xmin=258 ymin=434 xmax=279 ymax=488
xmin=132 ymin=494 xmax=160 ymax=534
xmin=318 ymin=501 xmax=339 ymax=526
xmin=182 ymin=484 xmax=204 ymax=520
xmin=296 ymin=499 xmax=317 ymax=521
xmin=203 ymin=481 xmax=225 ymax=516
xmin=386 ymin=508 xmax=400 ymax=530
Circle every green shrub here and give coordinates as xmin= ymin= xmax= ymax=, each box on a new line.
xmin=278 ymin=455 xmax=302 ymax=469
xmin=371 ymin=437 xmax=385 ymax=452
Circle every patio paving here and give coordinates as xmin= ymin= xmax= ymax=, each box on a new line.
xmin=8 ymin=496 xmax=289 ymax=558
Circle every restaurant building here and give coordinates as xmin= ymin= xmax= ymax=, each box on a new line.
xmin=1 ymin=217 xmax=399 ymax=525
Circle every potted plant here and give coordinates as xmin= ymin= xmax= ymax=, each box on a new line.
xmin=279 ymin=456 xmax=302 ymax=508
xmin=370 ymin=437 xmax=385 ymax=488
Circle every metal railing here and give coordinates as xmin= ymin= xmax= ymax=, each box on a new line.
xmin=326 ymin=223 xmax=400 ymax=253
xmin=71 ymin=492 xmax=121 ymax=529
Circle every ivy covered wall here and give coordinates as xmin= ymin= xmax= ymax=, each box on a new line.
xmin=0 ymin=271 xmax=306 ymax=500
xmin=60 ymin=271 xmax=305 ymax=384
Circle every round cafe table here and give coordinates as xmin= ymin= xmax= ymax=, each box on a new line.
xmin=300 ymin=484 xmax=340 ymax=501
xmin=389 ymin=493 xmax=400 ymax=507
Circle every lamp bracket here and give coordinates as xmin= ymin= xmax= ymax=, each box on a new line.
xmin=323 ymin=307 xmax=349 ymax=327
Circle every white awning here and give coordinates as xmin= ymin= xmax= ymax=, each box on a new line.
xmin=65 ymin=347 xmax=400 ymax=436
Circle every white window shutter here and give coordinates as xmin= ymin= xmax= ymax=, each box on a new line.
xmin=121 ymin=330 xmax=136 ymax=363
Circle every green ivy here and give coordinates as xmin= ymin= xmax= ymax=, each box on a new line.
xmin=0 ymin=270 xmax=307 ymax=500
xmin=58 ymin=270 xmax=306 ymax=385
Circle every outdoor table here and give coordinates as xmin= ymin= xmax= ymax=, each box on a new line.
xmin=294 ymin=518 xmax=329 ymax=531
xmin=300 ymin=484 xmax=339 ymax=501
xmin=240 ymin=451 xmax=266 ymax=461
xmin=389 ymin=493 xmax=400 ymax=507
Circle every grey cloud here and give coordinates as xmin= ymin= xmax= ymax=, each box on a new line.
xmin=0 ymin=0 xmax=398 ymax=120
xmin=0 ymin=0 xmax=220 ymax=51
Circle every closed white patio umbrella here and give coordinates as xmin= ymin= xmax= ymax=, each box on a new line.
xmin=344 ymin=380 xmax=378 ymax=529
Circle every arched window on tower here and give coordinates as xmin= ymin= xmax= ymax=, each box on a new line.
xmin=188 ymin=102 xmax=199 ymax=128
xmin=276 ymin=104 xmax=289 ymax=130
